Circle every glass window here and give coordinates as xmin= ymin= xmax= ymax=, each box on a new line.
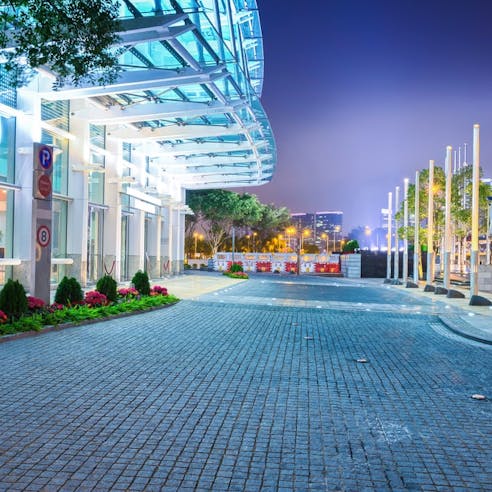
xmin=88 ymin=154 xmax=105 ymax=204
xmin=51 ymin=199 xmax=68 ymax=284
xmin=0 ymin=115 xmax=15 ymax=182
xmin=87 ymin=206 xmax=104 ymax=283
xmin=0 ymin=188 xmax=14 ymax=285
xmin=120 ymin=214 xmax=130 ymax=281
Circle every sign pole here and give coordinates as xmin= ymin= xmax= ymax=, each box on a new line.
xmin=32 ymin=143 xmax=53 ymax=304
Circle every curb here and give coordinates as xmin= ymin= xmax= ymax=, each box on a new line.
xmin=438 ymin=315 xmax=492 ymax=345
xmin=0 ymin=300 xmax=179 ymax=344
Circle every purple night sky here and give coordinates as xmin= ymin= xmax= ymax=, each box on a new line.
xmin=248 ymin=0 xmax=492 ymax=233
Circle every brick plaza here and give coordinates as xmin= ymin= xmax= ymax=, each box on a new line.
xmin=0 ymin=276 xmax=490 ymax=490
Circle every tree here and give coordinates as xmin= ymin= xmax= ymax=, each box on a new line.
xmin=252 ymin=203 xmax=291 ymax=252
xmin=186 ymin=190 xmax=263 ymax=256
xmin=0 ymin=0 xmax=121 ymax=87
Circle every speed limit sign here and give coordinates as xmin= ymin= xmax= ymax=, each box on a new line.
xmin=36 ymin=225 xmax=51 ymax=247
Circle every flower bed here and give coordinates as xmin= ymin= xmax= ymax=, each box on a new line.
xmin=223 ymin=271 xmax=249 ymax=279
xmin=0 ymin=287 xmax=179 ymax=337
xmin=256 ymin=261 xmax=272 ymax=272
xmin=285 ymin=262 xmax=298 ymax=273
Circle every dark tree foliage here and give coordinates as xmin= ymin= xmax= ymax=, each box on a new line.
xmin=0 ymin=279 xmax=27 ymax=320
xmin=0 ymin=0 xmax=121 ymax=87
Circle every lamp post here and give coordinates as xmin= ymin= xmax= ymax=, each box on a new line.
xmin=426 ymin=160 xmax=435 ymax=286
xmin=301 ymin=229 xmax=310 ymax=253
xmin=321 ymin=232 xmax=329 ymax=253
xmin=413 ymin=170 xmax=420 ymax=283
xmin=245 ymin=234 xmax=250 ymax=252
xmin=487 ymin=197 xmax=492 ymax=265
xmin=403 ymin=178 xmax=409 ymax=281
xmin=470 ymin=124 xmax=480 ymax=298
xmin=386 ymin=191 xmax=393 ymax=281
xmin=333 ymin=225 xmax=341 ymax=252
xmin=443 ymin=145 xmax=453 ymax=290
xmin=193 ymin=231 xmax=201 ymax=258
xmin=393 ymin=186 xmax=400 ymax=283
xmin=253 ymin=232 xmax=257 ymax=253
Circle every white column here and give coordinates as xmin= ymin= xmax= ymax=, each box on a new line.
xmin=67 ymin=99 xmax=90 ymax=286
xmin=470 ymin=124 xmax=480 ymax=296
xmin=403 ymin=178 xmax=409 ymax=281
xmin=128 ymin=210 xmax=145 ymax=275
xmin=393 ymin=186 xmax=400 ymax=281
xmin=443 ymin=146 xmax=452 ymax=289
xmin=426 ymin=160 xmax=435 ymax=284
xmin=413 ymin=171 xmax=420 ymax=283
xmin=103 ymin=137 xmax=123 ymax=281
xmin=12 ymin=88 xmax=38 ymax=291
xmin=386 ymin=192 xmax=392 ymax=280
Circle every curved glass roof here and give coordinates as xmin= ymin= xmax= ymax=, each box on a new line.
xmin=38 ymin=0 xmax=275 ymax=191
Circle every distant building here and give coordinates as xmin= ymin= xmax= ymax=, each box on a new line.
xmin=291 ymin=213 xmax=316 ymax=232
xmin=290 ymin=210 xmax=344 ymax=251
xmin=315 ymin=211 xmax=343 ymax=236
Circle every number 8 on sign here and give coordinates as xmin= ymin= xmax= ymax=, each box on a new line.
xmin=37 ymin=225 xmax=51 ymax=247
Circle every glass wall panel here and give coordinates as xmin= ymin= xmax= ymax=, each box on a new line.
xmin=87 ymin=206 xmax=104 ymax=283
xmin=0 ymin=188 xmax=14 ymax=285
xmin=120 ymin=214 xmax=130 ymax=281
xmin=51 ymin=199 xmax=68 ymax=283
xmin=0 ymin=115 xmax=15 ymax=183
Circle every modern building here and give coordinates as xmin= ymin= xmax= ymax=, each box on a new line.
xmin=290 ymin=211 xmax=343 ymax=251
xmin=0 ymin=0 xmax=275 ymax=294
xmin=315 ymin=211 xmax=343 ymax=236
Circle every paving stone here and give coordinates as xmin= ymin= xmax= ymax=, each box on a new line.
xmin=0 ymin=277 xmax=490 ymax=490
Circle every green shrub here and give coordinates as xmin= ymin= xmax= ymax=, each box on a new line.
xmin=229 ymin=263 xmax=243 ymax=273
xmin=131 ymin=270 xmax=150 ymax=296
xmin=54 ymin=276 xmax=83 ymax=305
xmin=343 ymin=239 xmax=360 ymax=253
xmin=96 ymin=275 xmax=117 ymax=303
xmin=0 ymin=279 xmax=28 ymax=320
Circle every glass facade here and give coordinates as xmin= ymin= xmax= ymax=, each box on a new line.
xmin=0 ymin=115 xmax=15 ymax=183
xmin=87 ymin=206 xmax=104 ymax=283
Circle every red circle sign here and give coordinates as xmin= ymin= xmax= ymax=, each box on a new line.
xmin=38 ymin=174 xmax=52 ymax=198
xmin=37 ymin=225 xmax=51 ymax=247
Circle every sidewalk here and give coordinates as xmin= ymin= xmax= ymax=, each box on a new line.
xmin=362 ymin=278 xmax=492 ymax=345
xmin=154 ymin=271 xmax=246 ymax=300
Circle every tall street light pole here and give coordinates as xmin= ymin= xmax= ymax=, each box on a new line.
xmin=426 ymin=160 xmax=435 ymax=287
xmin=487 ymin=197 xmax=492 ymax=266
xmin=386 ymin=191 xmax=392 ymax=281
xmin=393 ymin=186 xmax=400 ymax=283
xmin=413 ymin=170 xmax=420 ymax=283
xmin=470 ymin=124 xmax=480 ymax=300
xmin=403 ymin=178 xmax=409 ymax=281
xmin=443 ymin=145 xmax=452 ymax=290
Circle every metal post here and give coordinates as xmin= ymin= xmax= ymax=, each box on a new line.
xmin=487 ymin=197 xmax=492 ymax=266
xmin=393 ymin=186 xmax=400 ymax=282
xmin=426 ymin=160 xmax=435 ymax=285
xmin=386 ymin=191 xmax=392 ymax=280
xmin=231 ymin=226 xmax=235 ymax=265
xmin=413 ymin=171 xmax=420 ymax=283
xmin=443 ymin=146 xmax=452 ymax=289
xmin=403 ymin=178 xmax=409 ymax=281
xmin=470 ymin=124 xmax=480 ymax=297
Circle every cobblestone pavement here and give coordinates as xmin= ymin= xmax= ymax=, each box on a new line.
xmin=0 ymin=276 xmax=491 ymax=491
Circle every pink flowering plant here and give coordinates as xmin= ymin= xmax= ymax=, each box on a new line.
xmin=27 ymin=296 xmax=46 ymax=312
xmin=117 ymin=287 xmax=139 ymax=300
xmin=84 ymin=291 xmax=108 ymax=307
xmin=150 ymin=285 xmax=168 ymax=296
xmin=0 ymin=310 xmax=8 ymax=324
